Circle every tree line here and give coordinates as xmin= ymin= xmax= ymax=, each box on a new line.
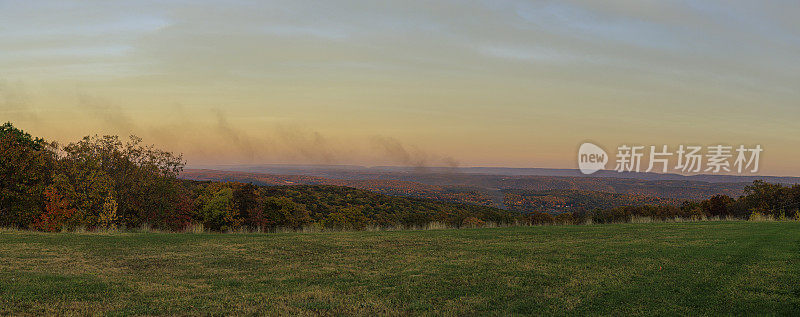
xmin=526 ymin=181 xmax=800 ymax=225
xmin=3 ymin=122 xmax=798 ymax=232
xmin=1 ymin=123 xmax=517 ymax=232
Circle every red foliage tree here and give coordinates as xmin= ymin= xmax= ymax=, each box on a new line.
xmin=31 ymin=187 xmax=78 ymax=232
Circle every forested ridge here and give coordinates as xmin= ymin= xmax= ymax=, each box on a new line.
xmin=180 ymin=168 xmax=750 ymax=213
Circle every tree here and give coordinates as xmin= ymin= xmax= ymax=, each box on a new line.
xmin=701 ymin=195 xmax=734 ymax=217
xmin=31 ymin=186 xmax=78 ymax=232
xmin=553 ymin=212 xmax=576 ymax=225
xmin=737 ymin=180 xmax=790 ymax=217
xmin=528 ymin=212 xmax=555 ymax=225
xmin=197 ymin=186 xmax=239 ymax=231
xmin=0 ymin=122 xmax=56 ymax=228
xmin=99 ymin=193 xmax=118 ymax=230
xmin=252 ymin=193 xmax=313 ymax=230
xmin=234 ymin=183 xmax=258 ymax=221
xmin=160 ymin=185 xmax=195 ymax=231
xmin=49 ymin=152 xmax=115 ymax=228
xmin=56 ymin=135 xmax=185 ymax=228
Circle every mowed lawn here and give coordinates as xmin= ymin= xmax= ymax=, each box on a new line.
xmin=2 ymin=222 xmax=799 ymax=316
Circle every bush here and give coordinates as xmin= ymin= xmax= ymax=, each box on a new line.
xmin=461 ymin=216 xmax=485 ymax=228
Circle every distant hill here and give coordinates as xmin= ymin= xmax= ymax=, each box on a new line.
xmin=181 ymin=169 xmax=499 ymax=207
xmin=251 ymin=184 xmax=518 ymax=227
xmin=181 ymin=168 xmax=759 ymax=213
xmin=503 ymin=189 xmax=683 ymax=213
xmin=189 ymin=164 xmax=800 ymax=184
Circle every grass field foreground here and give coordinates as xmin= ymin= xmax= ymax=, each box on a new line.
xmin=1 ymin=221 xmax=800 ymax=315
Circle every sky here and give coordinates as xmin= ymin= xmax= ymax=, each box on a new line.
xmin=2 ymin=0 xmax=799 ymax=175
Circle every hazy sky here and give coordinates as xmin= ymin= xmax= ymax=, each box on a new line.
xmin=2 ymin=1 xmax=799 ymax=175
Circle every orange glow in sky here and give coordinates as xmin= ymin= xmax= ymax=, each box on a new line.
xmin=2 ymin=1 xmax=799 ymax=175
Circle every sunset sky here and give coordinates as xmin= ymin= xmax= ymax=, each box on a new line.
xmin=2 ymin=1 xmax=799 ymax=175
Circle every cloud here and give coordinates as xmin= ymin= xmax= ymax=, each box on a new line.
xmin=2 ymin=1 xmax=800 ymax=175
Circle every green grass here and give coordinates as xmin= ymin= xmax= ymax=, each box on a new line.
xmin=2 ymin=222 xmax=799 ymax=316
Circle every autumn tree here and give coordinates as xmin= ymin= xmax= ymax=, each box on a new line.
xmin=0 ymin=122 xmax=56 ymax=228
xmin=253 ymin=193 xmax=312 ymax=230
xmin=196 ymin=185 xmax=240 ymax=231
xmin=30 ymin=186 xmax=78 ymax=232
xmin=55 ymin=135 xmax=185 ymax=229
xmin=528 ymin=212 xmax=555 ymax=225
xmin=233 ymin=183 xmax=258 ymax=221
xmin=734 ymin=180 xmax=791 ymax=218
xmin=701 ymin=195 xmax=734 ymax=217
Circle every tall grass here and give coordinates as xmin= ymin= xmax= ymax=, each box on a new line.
xmin=184 ymin=222 xmax=206 ymax=233
xmin=748 ymin=212 xmax=775 ymax=222
xmin=6 ymin=214 xmax=799 ymax=234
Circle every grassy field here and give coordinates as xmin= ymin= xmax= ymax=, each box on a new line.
xmin=2 ymin=222 xmax=799 ymax=316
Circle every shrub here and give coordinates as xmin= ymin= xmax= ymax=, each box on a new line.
xmin=749 ymin=211 xmax=774 ymax=222
xmin=461 ymin=216 xmax=485 ymax=228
